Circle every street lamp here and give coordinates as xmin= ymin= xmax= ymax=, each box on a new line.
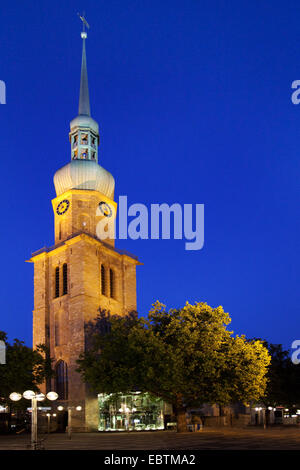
xmin=46 ymin=412 xmax=57 ymax=433
xmin=9 ymin=393 xmax=22 ymax=402
xmin=57 ymin=404 xmax=82 ymax=439
xmin=9 ymin=391 xmax=58 ymax=450
xmin=46 ymin=413 xmax=51 ymax=433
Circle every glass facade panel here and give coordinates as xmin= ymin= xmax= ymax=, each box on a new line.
xmin=98 ymin=392 xmax=164 ymax=431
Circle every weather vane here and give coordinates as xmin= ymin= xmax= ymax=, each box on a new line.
xmin=78 ymin=12 xmax=90 ymax=38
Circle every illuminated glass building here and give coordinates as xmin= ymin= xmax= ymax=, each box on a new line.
xmin=98 ymin=393 xmax=165 ymax=431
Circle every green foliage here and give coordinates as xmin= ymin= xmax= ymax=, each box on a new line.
xmin=0 ymin=331 xmax=53 ymax=403
xmin=77 ymin=302 xmax=270 ymax=431
xmin=262 ymin=342 xmax=300 ymax=408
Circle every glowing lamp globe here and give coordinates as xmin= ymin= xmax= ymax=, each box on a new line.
xmin=46 ymin=391 xmax=58 ymax=401
xmin=23 ymin=390 xmax=35 ymax=400
xmin=76 ymin=406 xmax=82 ymax=411
xmin=36 ymin=393 xmax=45 ymax=402
xmin=9 ymin=392 xmax=22 ymax=402
xmin=57 ymin=406 xmax=64 ymax=411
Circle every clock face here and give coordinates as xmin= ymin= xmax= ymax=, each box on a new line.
xmin=99 ymin=201 xmax=112 ymax=218
xmin=56 ymin=199 xmax=70 ymax=215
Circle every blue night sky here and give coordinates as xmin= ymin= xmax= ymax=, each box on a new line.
xmin=0 ymin=0 xmax=299 ymax=349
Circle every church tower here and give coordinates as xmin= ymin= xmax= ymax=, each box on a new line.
xmin=29 ymin=25 xmax=140 ymax=431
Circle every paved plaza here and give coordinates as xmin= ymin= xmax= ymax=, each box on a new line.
xmin=0 ymin=428 xmax=300 ymax=450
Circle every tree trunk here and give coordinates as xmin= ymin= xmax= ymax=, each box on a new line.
xmin=175 ymin=408 xmax=187 ymax=433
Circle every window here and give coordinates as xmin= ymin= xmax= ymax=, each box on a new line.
xmin=101 ymin=265 xmax=106 ymax=295
xmin=80 ymin=150 xmax=88 ymax=159
xmin=55 ymin=360 xmax=68 ymax=400
xmin=72 ymin=135 xmax=78 ymax=148
xmin=81 ymin=133 xmax=88 ymax=145
xmin=110 ymin=269 xmax=115 ymax=299
xmin=63 ymin=263 xmax=68 ymax=295
xmin=55 ymin=267 xmax=60 ymax=298
xmin=55 ymin=312 xmax=60 ymax=346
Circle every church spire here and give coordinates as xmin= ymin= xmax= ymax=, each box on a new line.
xmin=55 ymin=14 xmax=115 ymax=200
xmin=78 ymin=15 xmax=90 ymax=116
xmin=68 ymin=14 xmax=99 ymax=163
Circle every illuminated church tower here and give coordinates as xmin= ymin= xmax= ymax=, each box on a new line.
xmin=29 ymin=25 xmax=140 ymax=431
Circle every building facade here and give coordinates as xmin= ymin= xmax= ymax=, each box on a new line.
xmin=29 ymin=28 xmax=140 ymax=431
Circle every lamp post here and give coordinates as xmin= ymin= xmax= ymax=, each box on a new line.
xmin=57 ymin=404 xmax=82 ymax=439
xmin=46 ymin=413 xmax=51 ymax=433
xmin=46 ymin=412 xmax=57 ymax=433
xmin=10 ymin=390 xmax=58 ymax=449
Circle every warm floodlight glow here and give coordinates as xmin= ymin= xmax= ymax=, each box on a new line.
xmin=9 ymin=392 xmax=22 ymax=402
xmin=46 ymin=413 xmax=51 ymax=417
xmin=46 ymin=391 xmax=58 ymax=401
xmin=76 ymin=406 xmax=82 ymax=411
xmin=57 ymin=405 xmax=64 ymax=411
xmin=23 ymin=390 xmax=35 ymax=400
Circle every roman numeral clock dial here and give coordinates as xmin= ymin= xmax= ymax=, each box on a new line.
xmin=99 ymin=201 xmax=112 ymax=217
xmin=56 ymin=199 xmax=70 ymax=215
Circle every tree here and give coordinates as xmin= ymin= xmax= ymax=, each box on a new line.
xmin=0 ymin=331 xmax=53 ymax=404
xmin=77 ymin=302 xmax=270 ymax=432
xmin=262 ymin=342 xmax=300 ymax=410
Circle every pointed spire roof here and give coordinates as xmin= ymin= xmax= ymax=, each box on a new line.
xmin=70 ymin=16 xmax=99 ymax=141
xmin=78 ymin=33 xmax=91 ymax=116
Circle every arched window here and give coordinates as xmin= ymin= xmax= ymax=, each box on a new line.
xmin=55 ymin=360 xmax=68 ymax=400
xmin=55 ymin=312 xmax=60 ymax=346
xmin=62 ymin=263 xmax=68 ymax=295
xmin=110 ymin=269 xmax=115 ymax=299
xmin=101 ymin=264 xmax=106 ymax=296
xmin=55 ymin=267 xmax=60 ymax=298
